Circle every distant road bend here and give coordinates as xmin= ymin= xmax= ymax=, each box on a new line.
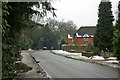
xmin=31 ymin=50 xmax=118 ymax=78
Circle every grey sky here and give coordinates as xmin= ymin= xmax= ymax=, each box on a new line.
xmin=48 ymin=0 xmax=119 ymax=29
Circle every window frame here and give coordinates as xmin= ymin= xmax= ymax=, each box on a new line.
xmin=84 ymin=37 xmax=89 ymax=43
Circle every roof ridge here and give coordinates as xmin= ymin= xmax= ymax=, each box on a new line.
xmin=77 ymin=26 xmax=97 ymax=35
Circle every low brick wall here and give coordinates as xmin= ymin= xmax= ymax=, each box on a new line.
xmin=82 ymin=51 xmax=115 ymax=58
xmin=100 ymin=52 xmax=115 ymax=58
xmin=82 ymin=51 xmax=94 ymax=57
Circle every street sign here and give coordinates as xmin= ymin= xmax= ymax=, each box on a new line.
xmin=58 ymin=40 xmax=60 ymax=44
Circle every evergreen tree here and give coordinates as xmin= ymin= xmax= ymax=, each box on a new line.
xmin=94 ymin=0 xmax=114 ymax=51
xmin=113 ymin=1 xmax=120 ymax=60
xmin=2 ymin=2 xmax=56 ymax=79
xmin=41 ymin=24 xmax=59 ymax=49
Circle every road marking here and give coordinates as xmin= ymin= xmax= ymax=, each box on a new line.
xmin=92 ymin=72 xmax=107 ymax=78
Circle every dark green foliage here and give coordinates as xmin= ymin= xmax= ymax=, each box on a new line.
xmin=60 ymin=38 xmax=66 ymax=49
xmin=62 ymin=45 xmax=86 ymax=53
xmin=94 ymin=1 xmax=114 ymax=51
xmin=2 ymin=2 xmax=56 ymax=79
xmin=19 ymin=35 xmax=33 ymax=50
xmin=2 ymin=2 xmax=17 ymax=79
xmin=85 ymin=43 xmax=100 ymax=55
xmin=2 ymin=43 xmax=17 ymax=78
xmin=24 ymin=18 xmax=76 ymax=50
xmin=85 ymin=43 xmax=94 ymax=52
xmin=38 ymin=24 xmax=59 ymax=49
xmin=113 ymin=1 xmax=120 ymax=60
xmin=113 ymin=30 xmax=120 ymax=60
xmin=15 ymin=62 xmax=32 ymax=73
xmin=24 ymin=24 xmax=59 ymax=50
xmin=60 ymin=38 xmax=66 ymax=45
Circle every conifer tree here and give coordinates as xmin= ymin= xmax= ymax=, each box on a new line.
xmin=113 ymin=1 xmax=120 ymax=60
xmin=94 ymin=0 xmax=114 ymax=51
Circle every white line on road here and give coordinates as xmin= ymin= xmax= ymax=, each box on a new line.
xmin=92 ymin=72 xmax=107 ymax=78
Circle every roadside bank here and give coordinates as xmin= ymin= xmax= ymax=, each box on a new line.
xmin=14 ymin=50 xmax=49 ymax=79
xmin=51 ymin=50 xmax=120 ymax=69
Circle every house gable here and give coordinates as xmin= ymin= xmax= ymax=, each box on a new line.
xmin=67 ymin=26 xmax=96 ymax=46
xmin=83 ymin=34 xmax=89 ymax=37
xmin=67 ymin=34 xmax=74 ymax=45
xmin=73 ymin=26 xmax=96 ymax=46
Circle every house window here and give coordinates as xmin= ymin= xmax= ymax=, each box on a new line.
xmin=84 ymin=38 xmax=88 ymax=42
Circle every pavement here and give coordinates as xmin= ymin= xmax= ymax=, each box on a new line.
xmin=31 ymin=50 xmax=119 ymax=78
xmin=16 ymin=50 xmax=49 ymax=78
xmin=51 ymin=50 xmax=120 ymax=69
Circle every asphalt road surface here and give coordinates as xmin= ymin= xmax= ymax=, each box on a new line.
xmin=30 ymin=50 xmax=118 ymax=78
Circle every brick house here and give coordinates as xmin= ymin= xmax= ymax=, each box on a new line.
xmin=67 ymin=26 xmax=96 ymax=46
xmin=67 ymin=34 xmax=74 ymax=45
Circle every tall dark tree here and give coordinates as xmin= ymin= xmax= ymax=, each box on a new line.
xmin=113 ymin=1 xmax=120 ymax=60
xmin=41 ymin=24 xmax=59 ymax=49
xmin=94 ymin=0 xmax=114 ymax=51
xmin=2 ymin=2 xmax=56 ymax=79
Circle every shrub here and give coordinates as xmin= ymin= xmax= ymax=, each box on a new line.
xmin=85 ymin=43 xmax=100 ymax=55
xmin=113 ymin=30 xmax=120 ymax=60
xmin=15 ymin=62 xmax=32 ymax=73
xmin=93 ymin=47 xmax=100 ymax=55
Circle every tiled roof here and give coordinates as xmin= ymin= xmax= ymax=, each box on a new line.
xmin=77 ymin=26 xmax=97 ymax=36
xmin=68 ymin=29 xmax=77 ymax=37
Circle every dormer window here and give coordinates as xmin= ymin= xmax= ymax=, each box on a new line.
xmin=83 ymin=34 xmax=89 ymax=37
xmin=83 ymin=34 xmax=89 ymax=42
xmin=84 ymin=38 xmax=88 ymax=42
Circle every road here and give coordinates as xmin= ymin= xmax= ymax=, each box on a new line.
xmin=30 ymin=50 xmax=118 ymax=78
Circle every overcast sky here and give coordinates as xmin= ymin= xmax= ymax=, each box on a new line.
xmin=48 ymin=0 xmax=119 ymax=29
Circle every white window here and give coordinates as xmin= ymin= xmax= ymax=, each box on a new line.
xmin=84 ymin=38 xmax=88 ymax=42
